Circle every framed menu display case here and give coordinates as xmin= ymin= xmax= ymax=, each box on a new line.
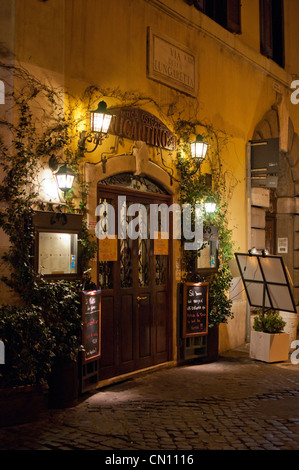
xmin=33 ymin=211 xmax=83 ymax=279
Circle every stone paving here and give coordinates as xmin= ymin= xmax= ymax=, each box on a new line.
xmin=0 ymin=345 xmax=299 ymax=451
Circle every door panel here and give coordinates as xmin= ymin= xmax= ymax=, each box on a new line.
xmin=138 ymin=293 xmax=151 ymax=359
xmin=156 ymin=291 xmax=168 ymax=354
xmin=98 ymin=185 xmax=172 ymax=380
xmin=120 ymin=294 xmax=134 ymax=364
xmin=100 ymin=295 xmax=115 ymax=367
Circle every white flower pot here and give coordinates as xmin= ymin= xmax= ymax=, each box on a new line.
xmin=250 ymin=330 xmax=290 ymax=363
xmin=279 ymin=311 xmax=298 ymax=350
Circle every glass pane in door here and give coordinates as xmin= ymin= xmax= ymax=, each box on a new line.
xmin=119 ymin=199 xmax=133 ymax=288
xmin=98 ymin=197 xmax=114 ymax=289
xmin=138 ymin=204 xmax=150 ymax=287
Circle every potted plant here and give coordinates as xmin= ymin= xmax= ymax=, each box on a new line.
xmin=0 ymin=305 xmax=54 ymax=426
xmin=250 ymin=309 xmax=290 ymax=363
xmin=31 ymin=279 xmax=82 ymax=408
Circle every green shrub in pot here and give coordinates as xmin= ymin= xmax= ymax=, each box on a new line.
xmin=30 ymin=279 xmax=82 ymax=363
xmin=0 ymin=305 xmax=54 ymax=388
xmin=253 ymin=310 xmax=286 ymax=334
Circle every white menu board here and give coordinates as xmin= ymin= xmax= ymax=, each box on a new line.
xmin=38 ymin=232 xmax=77 ymax=275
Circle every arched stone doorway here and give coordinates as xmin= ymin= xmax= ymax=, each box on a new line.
xmin=250 ymin=106 xmax=299 ymax=306
xmin=84 ymin=143 xmax=179 ymax=381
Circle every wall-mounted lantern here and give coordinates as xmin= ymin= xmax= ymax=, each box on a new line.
xmin=79 ymin=100 xmax=113 ymax=154
xmin=248 ymin=247 xmax=259 ymax=256
xmin=90 ymin=101 xmax=112 ymax=134
xmin=204 ymin=196 xmax=217 ymax=213
xmin=248 ymin=247 xmax=270 ymax=257
xmin=190 ymin=134 xmax=209 ymax=162
xmin=49 ymin=156 xmax=76 ymax=196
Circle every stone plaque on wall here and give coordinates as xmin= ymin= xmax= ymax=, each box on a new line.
xmin=147 ymin=28 xmax=198 ymax=97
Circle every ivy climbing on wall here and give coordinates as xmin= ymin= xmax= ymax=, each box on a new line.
xmin=175 ymin=119 xmax=239 ymax=327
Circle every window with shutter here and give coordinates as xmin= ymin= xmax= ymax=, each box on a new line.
xmin=227 ymin=0 xmax=241 ymax=33
xmin=260 ymin=0 xmax=284 ymax=67
xmin=184 ymin=0 xmax=241 ymax=34
xmin=193 ymin=0 xmax=205 ymax=11
xmin=215 ymin=0 xmax=228 ymax=28
xmin=272 ymin=0 xmax=284 ymax=67
xmin=205 ymin=0 xmax=215 ymax=19
xmin=184 ymin=0 xmax=204 ymax=8
xmin=260 ymin=0 xmax=273 ymax=57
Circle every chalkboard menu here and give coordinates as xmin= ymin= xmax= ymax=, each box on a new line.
xmin=183 ymin=282 xmax=209 ymax=337
xmin=82 ymin=290 xmax=101 ymax=363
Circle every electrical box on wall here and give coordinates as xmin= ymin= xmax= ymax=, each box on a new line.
xmin=33 ymin=211 xmax=83 ymax=279
xmin=250 ymin=138 xmax=279 ymax=188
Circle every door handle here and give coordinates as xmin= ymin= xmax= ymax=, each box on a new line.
xmin=137 ymin=296 xmax=147 ymax=302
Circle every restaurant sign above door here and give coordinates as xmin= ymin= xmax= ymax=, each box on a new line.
xmin=109 ymin=107 xmax=177 ymax=151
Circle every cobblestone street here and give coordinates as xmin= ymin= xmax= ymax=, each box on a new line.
xmin=1 ymin=345 xmax=299 ymax=452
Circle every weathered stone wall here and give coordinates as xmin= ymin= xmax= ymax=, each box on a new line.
xmin=252 ymin=107 xmax=299 ymax=304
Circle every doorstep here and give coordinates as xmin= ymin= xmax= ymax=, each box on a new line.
xmin=95 ymin=361 xmax=177 ymax=390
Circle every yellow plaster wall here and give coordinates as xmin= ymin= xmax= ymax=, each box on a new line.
xmin=14 ymin=0 xmax=65 ymax=76
xmin=59 ymin=0 xmax=283 ymax=262
xmin=7 ymin=0 xmax=299 ymax=353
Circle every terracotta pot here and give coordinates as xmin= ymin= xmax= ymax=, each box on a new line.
xmin=0 ymin=384 xmax=48 ymax=427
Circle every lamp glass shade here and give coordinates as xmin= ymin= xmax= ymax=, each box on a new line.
xmin=90 ymin=101 xmax=112 ymax=134
xmin=55 ymin=164 xmax=75 ymax=193
xmin=204 ymin=197 xmax=216 ymax=213
xmin=205 ymin=201 xmax=216 ymax=213
xmin=190 ymin=135 xmax=209 ymax=161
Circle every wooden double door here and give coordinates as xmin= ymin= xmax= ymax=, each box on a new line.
xmin=97 ymin=185 xmax=173 ymax=380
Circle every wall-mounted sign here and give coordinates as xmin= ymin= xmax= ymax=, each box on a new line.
xmin=109 ymin=107 xmax=177 ymax=151
xmin=154 ymin=231 xmax=169 ymax=255
xmin=147 ymin=27 xmax=198 ymax=97
xmin=183 ymin=282 xmax=209 ymax=338
xmin=82 ymin=290 xmax=101 ymax=363
xmin=98 ymin=236 xmax=118 ymax=262
xmin=278 ymin=237 xmax=288 ymax=254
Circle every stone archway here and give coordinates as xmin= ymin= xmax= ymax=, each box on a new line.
xmin=251 ymin=106 xmax=299 ymax=304
xmin=83 ymin=142 xmax=179 ymax=381
xmin=85 ymin=141 xmax=177 ymax=218
xmin=252 ymin=106 xmax=299 ymax=198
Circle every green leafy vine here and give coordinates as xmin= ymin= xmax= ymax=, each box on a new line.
xmin=0 ymin=63 xmax=96 ymax=368
xmin=175 ymin=119 xmax=238 ymax=327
